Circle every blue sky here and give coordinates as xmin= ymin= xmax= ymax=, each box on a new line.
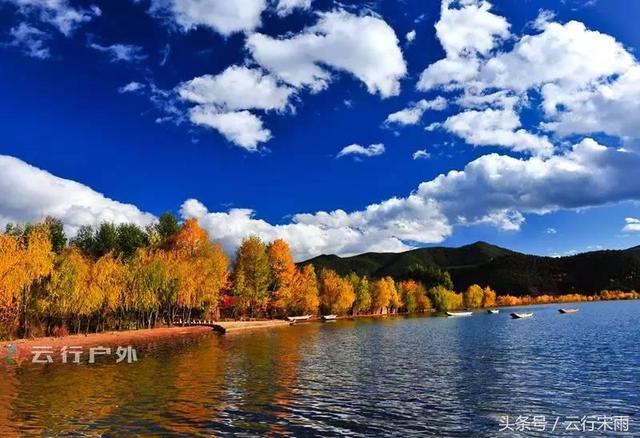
xmin=1 ymin=0 xmax=640 ymax=260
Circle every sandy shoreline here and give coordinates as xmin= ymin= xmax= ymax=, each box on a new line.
xmin=0 ymin=320 xmax=291 ymax=351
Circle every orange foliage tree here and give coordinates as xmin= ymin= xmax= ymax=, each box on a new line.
xmin=268 ymin=239 xmax=296 ymax=316
xmin=290 ymin=264 xmax=320 ymax=315
xmin=319 ymin=269 xmax=355 ymax=315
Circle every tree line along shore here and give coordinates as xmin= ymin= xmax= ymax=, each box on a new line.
xmin=1 ymin=214 xmax=638 ymax=341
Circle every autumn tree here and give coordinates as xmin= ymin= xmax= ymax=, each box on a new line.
xmin=171 ymin=219 xmax=229 ymax=322
xmin=0 ymin=234 xmax=23 ymax=308
xmin=399 ymin=280 xmax=420 ymax=313
xmin=47 ymin=247 xmax=91 ymax=334
xmin=413 ymin=283 xmax=432 ymax=313
xmin=482 ymin=286 xmax=497 ymax=308
xmin=464 ymin=284 xmax=484 ymax=309
xmin=349 ymin=273 xmax=371 ymax=315
xmin=172 ymin=219 xmax=205 ymax=253
xmin=290 ymin=264 xmax=320 ymax=315
xmin=89 ymin=253 xmax=127 ymax=331
xmin=387 ymin=278 xmax=402 ymax=313
xmin=19 ymin=225 xmax=54 ymax=337
xmin=191 ymin=241 xmax=229 ymax=320
xmin=371 ymin=277 xmax=394 ymax=314
xmin=128 ymin=249 xmax=167 ymax=328
xmin=233 ymin=235 xmax=270 ymax=318
xmin=268 ymin=239 xmax=296 ymax=316
xmin=429 ymin=286 xmax=463 ymax=312
xmin=0 ymin=234 xmax=24 ymax=338
xmin=319 ymin=269 xmax=355 ymax=315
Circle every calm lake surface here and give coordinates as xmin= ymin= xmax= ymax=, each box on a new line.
xmin=1 ymin=300 xmax=639 ymax=437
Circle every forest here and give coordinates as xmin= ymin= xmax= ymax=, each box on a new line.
xmin=0 ymin=215 xmax=637 ymax=340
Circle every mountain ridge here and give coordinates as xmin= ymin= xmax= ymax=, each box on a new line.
xmin=299 ymin=241 xmax=640 ymax=295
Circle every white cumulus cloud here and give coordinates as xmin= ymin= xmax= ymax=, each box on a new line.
xmin=418 ymin=1 xmax=640 ymax=152
xmin=177 ymin=66 xmax=294 ymax=150
xmin=337 ymin=143 xmax=385 ymax=158
xmin=413 ymin=149 xmax=431 ymax=160
xmin=622 ymin=218 xmax=640 ymax=233
xmin=434 ymin=0 xmax=510 ymax=58
xmin=385 ymin=97 xmax=447 ymax=126
xmin=275 ymin=0 xmax=312 ymax=16
xmin=442 ymin=107 xmax=554 ymax=156
xmin=247 ymin=10 xmax=407 ymax=97
xmin=189 ymin=108 xmax=271 ymax=151
xmin=181 ymin=197 xmax=451 ymax=261
xmin=178 ymin=66 xmax=294 ymax=112
xmin=0 ymin=155 xmax=155 ymax=236
xmin=4 ymin=139 xmax=640 ymax=260
xmin=419 ymin=138 xmax=640 ymax=230
xmin=405 ymin=29 xmax=416 ymax=43
xmin=147 ymin=0 xmax=267 ymax=36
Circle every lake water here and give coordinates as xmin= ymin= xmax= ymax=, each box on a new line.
xmin=1 ymin=300 xmax=639 ymax=436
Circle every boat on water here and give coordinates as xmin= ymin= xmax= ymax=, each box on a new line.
xmin=559 ymin=308 xmax=579 ymax=314
xmin=446 ymin=311 xmax=473 ymax=317
xmin=321 ymin=314 xmax=337 ymax=321
xmin=487 ymin=309 xmax=499 ymax=314
xmin=511 ymin=312 xmax=533 ymax=319
xmin=287 ymin=315 xmax=312 ymax=323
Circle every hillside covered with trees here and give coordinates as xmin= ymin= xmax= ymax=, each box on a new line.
xmin=301 ymin=242 xmax=640 ymax=295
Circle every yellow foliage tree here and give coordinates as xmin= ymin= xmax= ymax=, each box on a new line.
xmin=47 ymin=247 xmax=91 ymax=333
xmin=429 ymin=285 xmax=463 ymax=312
xmin=371 ymin=277 xmax=394 ymax=314
xmin=18 ymin=225 xmax=54 ymax=337
xmin=89 ymin=253 xmax=127 ymax=331
xmin=268 ymin=239 xmax=296 ymax=316
xmin=0 ymin=234 xmax=24 ymax=308
xmin=291 ymin=264 xmax=320 ymax=315
xmin=193 ymin=241 xmax=229 ymax=318
xmin=233 ymin=236 xmax=270 ymax=318
xmin=464 ymin=284 xmax=484 ymax=309
xmin=387 ymin=278 xmax=402 ymax=313
xmin=319 ymin=269 xmax=355 ymax=315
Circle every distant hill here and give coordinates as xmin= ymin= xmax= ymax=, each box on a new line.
xmin=299 ymin=242 xmax=640 ymax=295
